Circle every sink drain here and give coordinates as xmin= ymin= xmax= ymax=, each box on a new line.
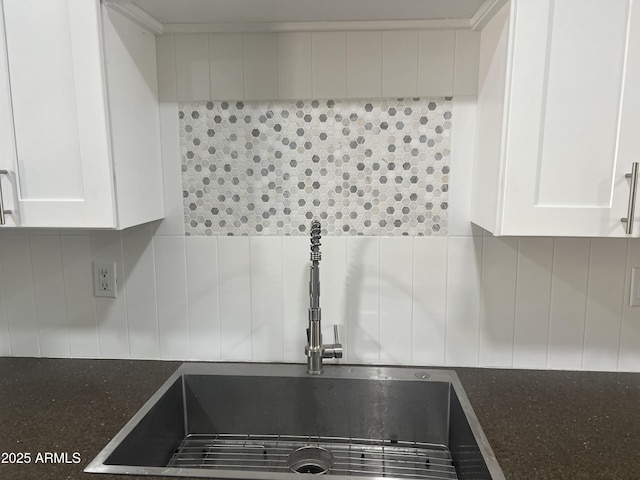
xmin=287 ymin=446 xmax=334 ymax=474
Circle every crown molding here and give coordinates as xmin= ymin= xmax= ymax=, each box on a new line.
xmin=162 ymin=18 xmax=473 ymax=34
xmin=103 ymin=0 xmax=164 ymax=35
xmin=471 ymin=0 xmax=508 ymax=30
xmin=103 ymin=0 xmax=508 ymax=35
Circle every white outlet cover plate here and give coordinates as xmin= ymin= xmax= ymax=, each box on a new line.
xmin=94 ymin=261 xmax=117 ymax=298
xmin=630 ymin=267 xmax=640 ymax=307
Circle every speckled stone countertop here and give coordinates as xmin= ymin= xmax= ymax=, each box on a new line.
xmin=1 ymin=358 xmax=639 ymax=480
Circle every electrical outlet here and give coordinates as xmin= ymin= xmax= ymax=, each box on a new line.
xmin=94 ymin=262 xmax=117 ymax=298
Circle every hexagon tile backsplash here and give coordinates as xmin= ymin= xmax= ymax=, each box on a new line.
xmin=180 ymin=97 xmax=452 ymax=236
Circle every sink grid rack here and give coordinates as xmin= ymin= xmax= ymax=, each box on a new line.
xmin=167 ymin=433 xmax=459 ymax=480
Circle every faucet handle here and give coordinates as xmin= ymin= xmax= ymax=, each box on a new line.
xmin=323 ymin=325 xmax=343 ymax=359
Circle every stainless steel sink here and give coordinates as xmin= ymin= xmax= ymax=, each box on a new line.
xmin=85 ymin=363 xmax=505 ymax=480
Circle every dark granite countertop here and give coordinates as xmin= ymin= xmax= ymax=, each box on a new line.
xmin=1 ymin=358 xmax=638 ymax=480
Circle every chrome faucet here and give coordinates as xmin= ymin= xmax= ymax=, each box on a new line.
xmin=305 ymin=220 xmax=343 ymax=374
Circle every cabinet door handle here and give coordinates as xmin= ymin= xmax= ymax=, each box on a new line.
xmin=0 ymin=169 xmax=12 ymax=225
xmin=621 ymin=162 xmax=639 ymax=234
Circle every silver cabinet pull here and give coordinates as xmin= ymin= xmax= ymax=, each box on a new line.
xmin=622 ymin=162 xmax=639 ymax=234
xmin=0 ymin=170 xmax=12 ymax=225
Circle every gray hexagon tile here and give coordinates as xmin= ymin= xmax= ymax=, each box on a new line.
xmin=180 ymin=98 xmax=452 ymax=236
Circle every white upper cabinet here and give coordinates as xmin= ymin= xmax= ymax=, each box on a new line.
xmin=472 ymin=0 xmax=640 ymax=237
xmin=0 ymin=0 xmax=163 ymax=228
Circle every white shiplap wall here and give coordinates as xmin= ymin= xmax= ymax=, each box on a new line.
xmin=157 ymin=30 xmax=479 ymax=101
xmin=2 ymin=228 xmax=640 ymax=371
xmin=0 ymin=30 xmax=639 ymax=372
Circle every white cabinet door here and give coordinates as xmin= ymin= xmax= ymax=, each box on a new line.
xmin=0 ymin=0 xmax=115 ymax=227
xmin=473 ymin=0 xmax=640 ymax=237
xmin=501 ymin=0 xmax=638 ymax=236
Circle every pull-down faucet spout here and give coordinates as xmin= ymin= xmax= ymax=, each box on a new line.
xmin=305 ymin=220 xmax=342 ymax=375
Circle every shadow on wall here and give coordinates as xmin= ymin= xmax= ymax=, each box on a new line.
xmin=345 ymin=237 xmax=379 ymax=363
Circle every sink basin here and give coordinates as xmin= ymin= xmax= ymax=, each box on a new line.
xmin=85 ymin=363 xmax=505 ymax=480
